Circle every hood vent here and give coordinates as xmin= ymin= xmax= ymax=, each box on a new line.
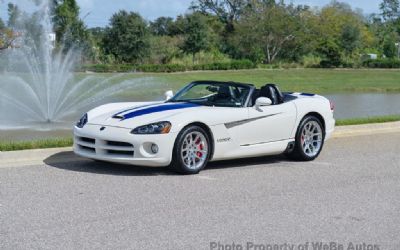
xmin=112 ymin=114 xmax=124 ymax=119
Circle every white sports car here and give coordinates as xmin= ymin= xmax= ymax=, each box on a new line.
xmin=74 ymin=81 xmax=335 ymax=174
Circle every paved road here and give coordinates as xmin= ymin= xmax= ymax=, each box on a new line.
xmin=1 ymin=133 xmax=399 ymax=250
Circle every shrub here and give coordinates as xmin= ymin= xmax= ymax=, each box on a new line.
xmin=362 ymin=58 xmax=400 ymax=68
xmin=169 ymin=50 xmax=231 ymax=65
xmin=137 ymin=64 xmax=187 ymax=72
xmin=79 ymin=60 xmax=256 ymax=73
xmin=302 ymin=55 xmax=322 ymax=68
xmin=80 ymin=64 xmax=137 ymax=72
xmin=316 ymin=40 xmax=342 ymax=68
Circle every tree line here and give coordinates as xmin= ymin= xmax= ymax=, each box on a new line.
xmin=1 ymin=0 xmax=400 ymax=68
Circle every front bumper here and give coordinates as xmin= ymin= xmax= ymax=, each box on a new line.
xmin=73 ymin=124 xmax=178 ymax=167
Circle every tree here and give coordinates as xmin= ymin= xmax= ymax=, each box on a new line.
xmin=103 ymin=11 xmax=150 ymax=63
xmin=0 ymin=5 xmax=21 ymax=52
xmin=380 ymin=0 xmax=400 ymax=21
xmin=0 ymin=29 xmax=18 ymax=51
xmin=0 ymin=18 xmax=5 ymax=30
xmin=191 ymin=0 xmax=249 ymax=32
xmin=383 ymin=33 xmax=398 ymax=57
xmin=52 ymin=0 xmax=91 ymax=53
xmin=297 ymin=2 xmax=374 ymax=65
xmin=149 ymin=35 xmax=181 ymax=64
xmin=181 ymin=13 xmax=210 ymax=63
xmin=233 ymin=3 xmax=298 ymax=63
xmin=341 ymin=23 xmax=361 ymax=55
xmin=150 ymin=17 xmax=174 ymax=36
xmin=7 ymin=3 xmax=21 ymax=28
xmin=317 ymin=39 xmax=342 ymax=67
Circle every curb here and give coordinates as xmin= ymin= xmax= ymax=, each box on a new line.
xmin=332 ymin=121 xmax=400 ymax=138
xmin=0 ymin=121 xmax=399 ymax=168
xmin=0 ymin=147 xmax=75 ymax=168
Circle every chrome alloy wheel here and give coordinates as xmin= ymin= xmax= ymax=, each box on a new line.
xmin=300 ymin=120 xmax=323 ymax=157
xmin=181 ymin=131 xmax=208 ymax=170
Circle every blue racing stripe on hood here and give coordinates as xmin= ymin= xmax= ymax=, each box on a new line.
xmin=113 ymin=103 xmax=158 ymax=117
xmin=119 ymin=103 xmax=199 ymax=120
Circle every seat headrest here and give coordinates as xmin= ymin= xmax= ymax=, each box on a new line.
xmin=260 ymin=83 xmax=284 ymax=104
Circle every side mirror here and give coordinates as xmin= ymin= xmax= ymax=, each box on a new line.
xmin=165 ymin=90 xmax=174 ymax=100
xmin=255 ymin=97 xmax=272 ymax=108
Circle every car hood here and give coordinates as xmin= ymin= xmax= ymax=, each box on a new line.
xmin=87 ymin=102 xmax=204 ymax=129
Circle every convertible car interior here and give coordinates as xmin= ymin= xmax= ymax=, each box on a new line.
xmin=250 ymin=83 xmax=285 ymax=106
xmin=210 ymin=83 xmax=297 ymax=107
xmin=172 ymin=81 xmax=297 ymax=108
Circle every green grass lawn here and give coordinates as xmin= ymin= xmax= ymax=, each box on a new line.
xmin=0 ymin=138 xmax=73 ymax=151
xmin=335 ymin=115 xmax=400 ymax=126
xmin=82 ymin=68 xmax=400 ymax=96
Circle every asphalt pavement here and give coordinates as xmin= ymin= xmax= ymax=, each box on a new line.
xmin=1 ymin=133 xmax=399 ymax=250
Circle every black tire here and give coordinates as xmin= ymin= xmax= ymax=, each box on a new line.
xmin=285 ymin=115 xmax=325 ymax=161
xmin=169 ymin=125 xmax=211 ymax=174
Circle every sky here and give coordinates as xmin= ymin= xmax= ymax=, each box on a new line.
xmin=0 ymin=0 xmax=382 ymax=28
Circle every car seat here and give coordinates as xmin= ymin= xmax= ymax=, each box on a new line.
xmin=259 ymin=84 xmax=284 ymax=105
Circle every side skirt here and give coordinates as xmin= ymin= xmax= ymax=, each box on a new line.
xmin=211 ymin=139 xmax=294 ymax=161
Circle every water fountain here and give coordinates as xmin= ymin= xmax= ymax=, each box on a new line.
xmin=0 ymin=0 xmax=161 ymax=134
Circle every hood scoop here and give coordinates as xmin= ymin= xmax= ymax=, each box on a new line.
xmin=112 ymin=114 xmax=124 ymax=120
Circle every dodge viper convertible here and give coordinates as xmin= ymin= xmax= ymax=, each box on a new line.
xmin=74 ymin=81 xmax=335 ymax=174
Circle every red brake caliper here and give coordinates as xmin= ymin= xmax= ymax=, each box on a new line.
xmin=196 ymin=138 xmax=203 ymax=158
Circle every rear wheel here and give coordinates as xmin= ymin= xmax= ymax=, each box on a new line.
xmin=286 ymin=115 xmax=325 ymax=161
xmin=170 ymin=126 xmax=211 ymax=174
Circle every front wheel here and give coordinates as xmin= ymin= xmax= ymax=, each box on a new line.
xmin=286 ymin=115 xmax=325 ymax=161
xmin=170 ymin=126 xmax=211 ymax=174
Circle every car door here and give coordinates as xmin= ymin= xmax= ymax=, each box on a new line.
xmin=238 ymin=102 xmax=297 ymax=146
xmin=209 ymin=106 xmax=249 ymax=145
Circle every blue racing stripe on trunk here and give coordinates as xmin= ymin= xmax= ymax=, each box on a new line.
xmin=121 ymin=103 xmax=199 ymax=120
xmin=301 ymin=93 xmax=315 ymax=96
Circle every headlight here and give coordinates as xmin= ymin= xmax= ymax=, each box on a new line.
xmin=131 ymin=121 xmax=171 ymax=134
xmin=76 ymin=113 xmax=88 ymax=128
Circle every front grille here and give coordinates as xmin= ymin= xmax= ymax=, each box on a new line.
xmin=75 ymin=136 xmax=134 ymax=158
xmin=106 ymin=140 xmax=133 ymax=147
xmin=79 ymin=137 xmax=95 ymax=144
xmin=79 ymin=145 xmax=95 ymax=153
xmin=106 ymin=150 xmax=134 ymax=157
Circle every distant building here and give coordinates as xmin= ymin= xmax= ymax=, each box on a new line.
xmin=361 ymin=53 xmax=378 ymax=61
xmin=367 ymin=54 xmax=378 ymax=60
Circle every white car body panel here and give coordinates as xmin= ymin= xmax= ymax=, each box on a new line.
xmin=74 ymin=86 xmax=335 ymax=167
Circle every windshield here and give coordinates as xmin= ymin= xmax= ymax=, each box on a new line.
xmin=169 ymin=82 xmax=251 ymax=107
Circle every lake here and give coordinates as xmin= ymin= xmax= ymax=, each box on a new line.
xmin=326 ymin=93 xmax=400 ymax=119
xmin=0 ymin=93 xmax=399 ymax=141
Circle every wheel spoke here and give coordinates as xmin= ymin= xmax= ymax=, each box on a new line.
xmin=301 ymin=120 xmax=323 ymax=158
xmin=308 ymin=124 xmax=314 ymax=132
xmin=180 ymin=131 xmax=208 ymax=170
